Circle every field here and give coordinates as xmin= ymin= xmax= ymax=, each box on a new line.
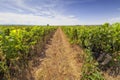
xmin=0 ymin=23 xmax=120 ymax=80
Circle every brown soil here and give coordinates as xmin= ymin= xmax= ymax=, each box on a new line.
xmin=104 ymin=73 xmax=120 ymax=80
xmin=32 ymin=28 xmax=83 ymax=80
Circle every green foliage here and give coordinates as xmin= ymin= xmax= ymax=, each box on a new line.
xmin=0 ymin=26 xmax=57 ymax=79
xmin=62 ymin=23 xmax=120 ymax=79
xmin=63 ymin=23 xmax=120 ymax=56
xmin=81 ymin=49 xmax=105 ymax=80
xmin=102 ymin=23 xmax=110 ymax=27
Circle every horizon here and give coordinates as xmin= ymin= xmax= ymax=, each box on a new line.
xmin=0 ymin=0 xmax=120 ymax=25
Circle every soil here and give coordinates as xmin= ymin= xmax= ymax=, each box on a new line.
xmin=31 ymin=28 xmax=83 ymax=80
xmin=104 ymin=73 xmax=120 ymax=80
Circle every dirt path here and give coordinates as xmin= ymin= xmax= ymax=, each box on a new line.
xmin=33 ymin=28 xmax=83 ymax=80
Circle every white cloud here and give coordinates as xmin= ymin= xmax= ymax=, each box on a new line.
xmin=12 ymin=0 xmax=38 ymax=13
xmin=0 ymin=12 xmax=80 ymax=25
xmin=0 ymin=0 xmax=96 ymax=16
xmin=67 ymin=15 xmax=76 ymax=18
xmin=0 ymin=0 xmax=63 ymax=17
xmin=109 ymin=17 xmax=120 ymax=23
xmin=0 ymin=0 xmax=38 ymax=13
xmin=0 ymin=0 xmax=99 ymax=25
xmin=0 ymin=0 xmax=81 ymax=25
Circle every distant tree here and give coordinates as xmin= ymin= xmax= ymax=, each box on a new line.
xmin=47 ymin=24 xmax=49 ymax=26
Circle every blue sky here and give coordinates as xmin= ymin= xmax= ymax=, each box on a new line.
xmin=0 ymin=0 xmax=120 ymax=25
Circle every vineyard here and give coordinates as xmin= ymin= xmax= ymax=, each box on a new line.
xmin=0 ymin=26 xmax=57 ymax=80
xmin=0 ymin=23 xmax=120 ymax=80
xmin=62 ymin=23 xmax=120 ymax=80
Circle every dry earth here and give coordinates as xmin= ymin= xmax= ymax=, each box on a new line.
xmin=32 ymin=28 xmax=83 ymax=80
